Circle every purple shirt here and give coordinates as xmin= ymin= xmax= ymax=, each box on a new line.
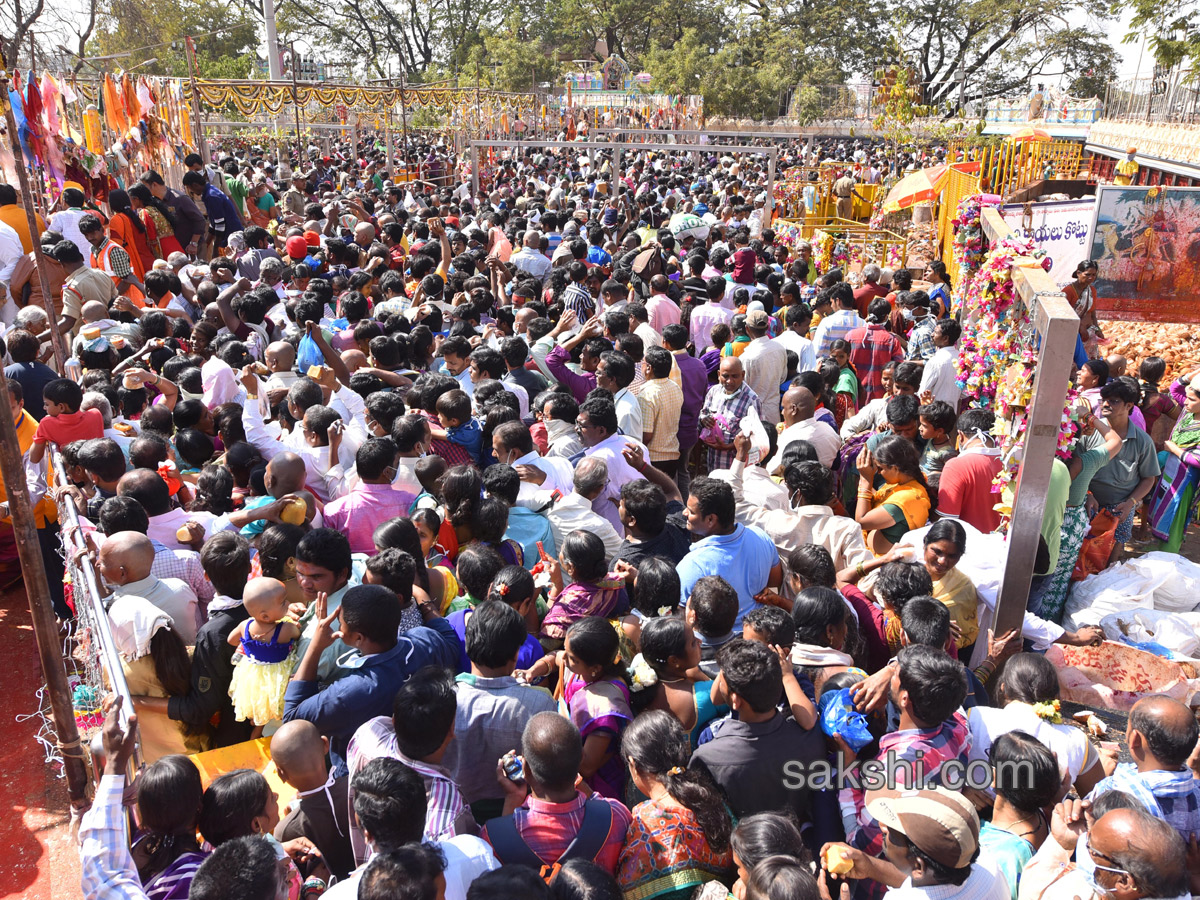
xmin=546 ymin=344 xmax=598 ymax=404
xmin=322 ymin=482 xmax=417 ymax=554
xmin=673 ymin=350 xmax=709 ymax=446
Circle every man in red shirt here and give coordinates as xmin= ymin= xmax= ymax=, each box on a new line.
xmin=852 ymin=263 xmax=889 ymax=318
xmin=845 ymin=299 xmax=904 ymax=403
xmin=482 ymin=712 xmax=632 ymax=874
xmin=29 ymin=378 xmax=105 ymax=464
xmin=935 ymin=408 xmax=1003 ymax=534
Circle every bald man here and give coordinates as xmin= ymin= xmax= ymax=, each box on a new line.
xmin=222 ymin=452 xmax=314 ymax=537
xmin=510 ymin=228 xmax=551 ymax=283
xmin=1019 ymin=805 xmax=1188 ymax=900
xmin=271 ymin=720 xmax=354 ymax=880
xmin=1085 ymin=694 xmax=1200 ymax=839
xmin=481 ymin=712 xmax=632 ymax=873
xmin=99 ymin=531 xmax=201 ymax=643
xmin=1106 ymin=354 xmax=1128 ymax=379
xmin=765 ymin=385 xmax=842 ymax=470
xmin=700 ymin=356 xmax=761 ymax=472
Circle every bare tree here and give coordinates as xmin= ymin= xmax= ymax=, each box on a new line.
xmin=1 ymin=0 xmax=47 ymax=68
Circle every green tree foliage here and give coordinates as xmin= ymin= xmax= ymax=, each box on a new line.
xmin=91 ymin=0 xmax=258 ymax=78
xmin=1123 ymin=0 xmax=1199 ymax=78
xmin=893 ymin=0 xmax=1118 ymax=107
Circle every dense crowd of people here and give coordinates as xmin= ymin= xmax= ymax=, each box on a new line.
xmin=0 ymin=134 xmax=1197 ymax=900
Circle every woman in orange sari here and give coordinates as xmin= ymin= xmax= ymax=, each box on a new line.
xmin=129 ymin=183 xmax=182 ymax=258
xmin=854 ymin=434 xmax=932 ymax=555
xmin=247 ymin=182 xmax=279 ymax=230
xmin=107 ymin=189 xmax=153 ymax=278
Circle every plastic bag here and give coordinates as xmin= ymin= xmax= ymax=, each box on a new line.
xmin=699 ymin=413 xmax=731 ymax=447
xmin=739 ymin=404 xmax=770 ymax=466
xmin=296 ymin=332 xmax=324 ymax=372
xmin=817 ymin=689 xmax=873 ymax=752
xmin=1071 ymin=510 xmax=1118 ymax=581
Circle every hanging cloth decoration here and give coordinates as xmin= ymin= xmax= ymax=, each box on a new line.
xmin=83 ymin=105 xmax=104 ymax=154
xmin=101 ymin=75 xmax=125 ymax=134
xmin=22 ymin=70 xmax=47 ymax=165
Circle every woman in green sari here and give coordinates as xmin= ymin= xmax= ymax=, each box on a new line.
xmin=826 ymin=341 xmax=860 ymax=428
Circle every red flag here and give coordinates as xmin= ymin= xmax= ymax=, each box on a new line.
xmin=23 ymin=69 xmax=46 ymax=164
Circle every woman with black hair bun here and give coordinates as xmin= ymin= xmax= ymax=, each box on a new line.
xmin=629 ymin=616 xmax=727 ymax=748
xmin=615 ymin=711 xmax=735 ymax=900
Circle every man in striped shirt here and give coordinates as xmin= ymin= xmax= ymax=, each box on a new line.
xmin=561 ymin=260 xmax=595 ymax=320
xmin=813 ymin=282 xmax=865 ymax=359
xmin=346 ymin=668 xmax=478 ymax=865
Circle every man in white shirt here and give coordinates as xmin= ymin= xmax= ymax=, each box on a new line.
xmin=774 ymin=304 xmax=818 ymax=373
xmin=596 ymin=351 xmax=643 ymax=438
xmin=510 ymin=230 xmax=551 ymax=283
xmin=323 ymin=757 xmax=499 ymax=900
xmin=99 ymin=532 xmax=202 ymax=644
xmin=577 ymin=396 xmax=648 ymax=533
xmin=919 ymin=320 xmax=962 ymax=409
xmin=766 ymin=386 xmax=842 ymax=471
xmin=492 ymin=421 xmax=574 ymax=503
xmin=739 ymin=309 xmax=787 ymax=425
xmin=727 ymin=437 xmax=870 ymax=574
xmin=543 ymin=458 xmax=623 ymax=561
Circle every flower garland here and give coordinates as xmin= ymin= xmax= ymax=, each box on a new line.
xmin=949 ymin=193 xmax=1001 ymax=311
xmin=1032 ymin=699 xmax=1063 ymax=724
xmin=955 ymin=235 xmax=1032 ymax=409
xmin=956 ymin=231 xmax=1085 ymax=520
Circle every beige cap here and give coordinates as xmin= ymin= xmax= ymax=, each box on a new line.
xmin=865 ymin=787 xmax=980 ymax=870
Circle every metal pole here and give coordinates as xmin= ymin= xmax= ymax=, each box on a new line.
xmin=290 ymin=42 xmax=303 ymax=168
xmin=385 ymin=106 xmax=395 ymax=178
xmin=262 ymin=0 xmax=282 ymax=80
xmin=471 ymin=143 xmax=479 ymax=198
xmin=398 ymin=68 xmax=410 ymax=180
xmin=611 ymin=145 xmax=621 ymax=207
xmin=978 ymin=207 xmax=1079 ymax=635
xmin=0 ymin=68 xmax=69 ymax=370
xmin=0 ymin=369 xmax=91 ymax=812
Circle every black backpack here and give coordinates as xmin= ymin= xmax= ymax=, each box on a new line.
xmin=484 ymin=797 xmax=614 ymax=882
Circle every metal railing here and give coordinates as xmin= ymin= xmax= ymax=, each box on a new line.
xmin=773 ymin=215 xmax=909 ymax=271
xmin=49 ymin=447 xmax=139 ymax=766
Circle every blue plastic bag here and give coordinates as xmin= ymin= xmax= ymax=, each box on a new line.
xmin=296 ymin=332 xmax=324 ymax=371
xmin=817 ymin=688 xmax=873 ymax=752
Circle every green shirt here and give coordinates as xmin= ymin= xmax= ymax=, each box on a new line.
xmin=1065 ymin=431 xmax=1111 ymax=508
xmin=1039 ymin=458 xmax=1071 ymax=574
xmin=1088 ymin=422 xmax=1160 ymax=508
xmin=227 ymin=177 xmax=249 ymax=217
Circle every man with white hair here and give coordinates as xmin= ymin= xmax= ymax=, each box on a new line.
xmin=510 ymin=229 xmax=551 ymax=283
xmin=544 ymin=457 xmax=623 ymax=561
xmin=81 ymin=392 xmax=135 ymax=452
xmin=852 ymin=262 xmax=888 ymax=318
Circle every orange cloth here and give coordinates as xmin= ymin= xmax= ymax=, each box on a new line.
xmin=0 ymin=204 xmax=46 ymax=253
xmin=108 ymin=213 xmax=151 ymax=280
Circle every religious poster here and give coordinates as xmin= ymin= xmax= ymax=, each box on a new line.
xmin=1084 ymin=185 xmax=1200 ymax=323
xmin=1001 ymin=198 xmax=1094 ymax=284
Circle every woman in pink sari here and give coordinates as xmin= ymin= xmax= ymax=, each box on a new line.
xmin=539 ymin=530 xmax=628 ymax=650
xmin=520 ymin=616 xmax=633 ymax=799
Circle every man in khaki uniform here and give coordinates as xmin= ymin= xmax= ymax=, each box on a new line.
xmin=833 ymin=171 xmax=863 ymax=220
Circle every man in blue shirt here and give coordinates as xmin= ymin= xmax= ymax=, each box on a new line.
xmin=481 ymin=463 xmax=556 ymax=570
xmin=182 ymin=170 xmax=244 ymax=253
xmin=677 ymin=477 xmax=782 ymax=627
xmin=284 ymin=584 xmax=459 ymax=776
